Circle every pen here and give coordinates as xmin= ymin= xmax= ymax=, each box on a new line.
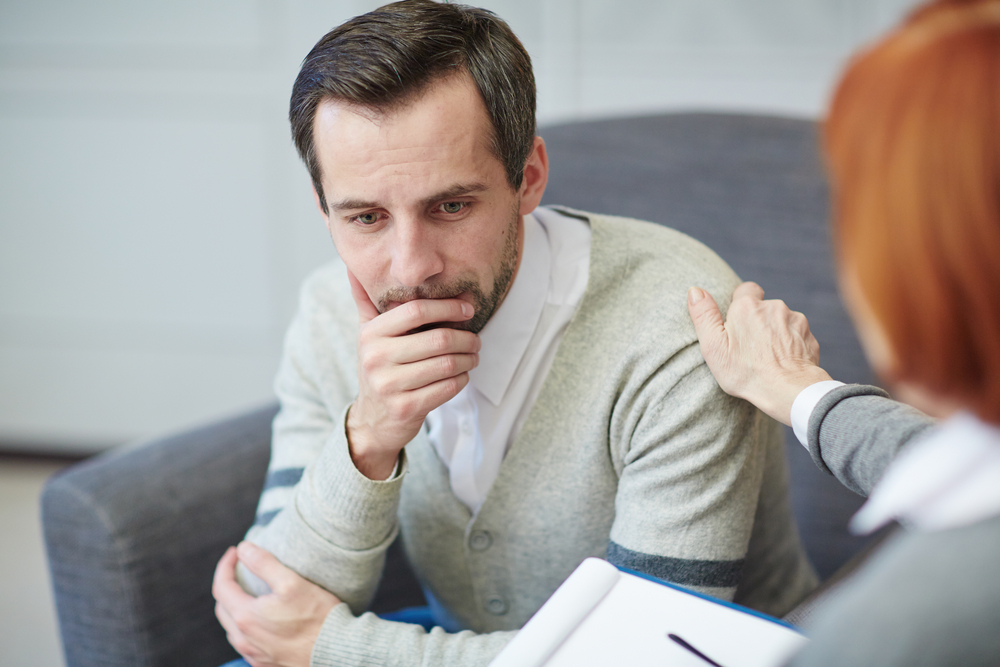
xmin=667 ymin=633 xmax=727 ymax=667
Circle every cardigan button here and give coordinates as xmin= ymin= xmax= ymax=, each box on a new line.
xmin=469 ymin=531 xmax=492 ymax=551
xmin=486 ymin=597 xmax=508 ymax=615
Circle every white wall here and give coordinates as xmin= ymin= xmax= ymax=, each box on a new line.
xmin=0 ymin=0 xmax=922 ymax=453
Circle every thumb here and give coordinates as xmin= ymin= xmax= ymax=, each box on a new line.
xmin=346 ymin=267 xmax=380 ymax=324
xmin=237 ymin=541 xmax=297 ymax=596
xmin=687 ymin=287 xmax=729 ymax=363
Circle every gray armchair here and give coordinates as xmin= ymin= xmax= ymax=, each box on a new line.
xmin=42 ymin=113 xmax=879 ymax=667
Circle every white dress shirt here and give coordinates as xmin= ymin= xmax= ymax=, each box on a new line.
xmin=791 ymin=382 xmax=1000 ymax=534
xmin=425 ymin=208 xmax=591 ymax=514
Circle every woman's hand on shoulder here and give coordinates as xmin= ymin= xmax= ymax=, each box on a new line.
xmin=687 ymin=281 xmax=833 ymax=425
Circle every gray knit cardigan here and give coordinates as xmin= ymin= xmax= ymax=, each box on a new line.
xmin=244 ymin=209 xmax=817 ymax=667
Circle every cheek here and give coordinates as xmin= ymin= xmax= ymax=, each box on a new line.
xmin=333 ymin=236 xmax=381 ymax=290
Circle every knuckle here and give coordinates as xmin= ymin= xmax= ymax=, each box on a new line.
xmin=368 ymin=372 xmax=388 ymax=395
xmin=230 ymin=607 xmax=251 ymax=629
xmin=405 ymin=300 xmax=425 ymax=321
xmin=230 ymin=635 xmax=250 ymax=654
xmin=360 ymin=349 xmax=382 ymax=374
xmin=441 ymin=375 xmax=463 ymax=396
xmin=439 ymin=355 xmax=458 ymax=375
xmin=395 ymin=396 xmax=419 ymax=422
xmin=357 ymin=326 xmax=376 ymax=348
xmin=430 ymin=328 xmax=451 ymax=352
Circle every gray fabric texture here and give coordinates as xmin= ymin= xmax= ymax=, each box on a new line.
xmin=245 ymin=209 xmax=817 ymax=667
xmin=786 ymin=388 xmax=999 ymax=665
xmin=540 ymin=114 xmax=880 ymax=578
xmin=788 ymin=515 xmax=1000 ymax=666
xmin=42 ymin=113 xmax=877 ymax=667
xmin=806 ymin=384 xmax=935 ymax=496
xmin=41 ymin=404 xmax=277 ymax=667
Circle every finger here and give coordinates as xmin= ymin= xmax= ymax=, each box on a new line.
xmin=732 ymin=281 xmax=766 ymax=301
xmin=237 ymin=541 xmax=301 ymax=597
xmin=215 ymin=600 xmax=239 ymax=636
xmin=403 ymin=371 xmax=472 ymax=415
xmin=346 ymin=267 xmax=380 ymax=324
xmin=215 ymin=600 xmax=255 ymax=659
xmin=213 ymin=546 xmax=257 ymax=608
xmin=367 ymin=298 xmax=475 ymax=338
xmin=687 ymin=287 xmax=728 ymax=359
xmin=381 ymin=353 xmax=480 ymax=393
xmin=383 ymin=327 xmax=481 ymax=365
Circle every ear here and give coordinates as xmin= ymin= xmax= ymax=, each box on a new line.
xmin=517 ymin=136 xmax=549 ymax=216
xmin=312 ymin=183 xmax=333 ymax=236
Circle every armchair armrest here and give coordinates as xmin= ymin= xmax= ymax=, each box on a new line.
xmin=42 ymin=403 xmax=277 ymax=667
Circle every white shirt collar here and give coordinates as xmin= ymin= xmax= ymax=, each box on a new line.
xmin=850 ymin=411 xmax=1000 ymax=534
xmin=468 ymin=213 xmax=550 ymax=407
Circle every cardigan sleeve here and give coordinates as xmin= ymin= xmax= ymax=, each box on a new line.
xmin=603 ymin=339 xmax=776 ymax=603
xmin=311 ymin=606 xmax=515 ymax=667
xmin=238 ymin=265 xmax=403 ymax=615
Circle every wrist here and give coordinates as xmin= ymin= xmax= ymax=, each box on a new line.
xmin=751 ymin=366 xmax=834 ymax=427
xmin=345 ymin=404 xmax=402 ymax=481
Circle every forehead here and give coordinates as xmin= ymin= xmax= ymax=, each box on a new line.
xmin=312 ymin=75 xmax=504 ymax=201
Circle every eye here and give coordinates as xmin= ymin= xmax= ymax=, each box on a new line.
xmin=352 ymin=211 xmax=383 ymax=226
xmin=439 ymin=201 xmax=467 ymax=214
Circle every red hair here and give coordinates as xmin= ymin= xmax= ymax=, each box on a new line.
xmin=825 ymin=0 xmax=1000 ymax=422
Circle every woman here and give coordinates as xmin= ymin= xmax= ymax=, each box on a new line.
xmin=688 ymin=0 xmax=1000 ymax=664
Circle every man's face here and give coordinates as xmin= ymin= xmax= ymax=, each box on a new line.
xmin=313 ymin=74 xmax=537 ymax=333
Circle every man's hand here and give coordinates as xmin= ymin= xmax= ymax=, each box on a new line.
xmin=346 ymin=269 xmax=481 ymax=480
xmin=213 ymin=542 xmax=340 ymax=667
xmin=687 ymin=281 xmax=833 ymax=425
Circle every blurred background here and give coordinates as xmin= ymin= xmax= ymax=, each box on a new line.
xmin=1 ymin=0 xmax=922 ymax=664
xmin=0 ymin=0 xmax=924 ymax=455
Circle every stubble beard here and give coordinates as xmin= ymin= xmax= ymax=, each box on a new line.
xmin=377 ymin=203 xmax=521 ymax=334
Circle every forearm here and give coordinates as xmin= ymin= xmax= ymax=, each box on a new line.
xmin=805 ymin=384 xmax=935 ymax=496
xmin=311 ymin=605 xmax=515 ymax=667
xmin=242 ymin=404 xmax=404 ymax=613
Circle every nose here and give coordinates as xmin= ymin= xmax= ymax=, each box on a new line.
xmin=388 ymin=216 xmax=445 ymax=288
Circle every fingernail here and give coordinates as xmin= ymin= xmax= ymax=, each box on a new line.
xmin=462 ymin=302 xmax=473 ymax=317
xmin=688 ymin=287 xmax=706 ymax=305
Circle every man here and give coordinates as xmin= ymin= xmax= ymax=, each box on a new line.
xmin=212 ymin=2 xmax=816 ymax=666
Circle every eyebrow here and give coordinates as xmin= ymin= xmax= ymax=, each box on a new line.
xmin=329 ymin=182 xmax=489 ymax=213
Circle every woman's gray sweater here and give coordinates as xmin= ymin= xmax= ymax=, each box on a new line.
xmin=790 ymin=384 xmax=1000 ymax=666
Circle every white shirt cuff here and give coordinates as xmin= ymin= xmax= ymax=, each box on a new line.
xmin=791 ymin=380 xmax=846 ymax=448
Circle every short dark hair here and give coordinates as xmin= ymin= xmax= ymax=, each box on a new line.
xmin=290 ymin=0 xmax=537 ymax=213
